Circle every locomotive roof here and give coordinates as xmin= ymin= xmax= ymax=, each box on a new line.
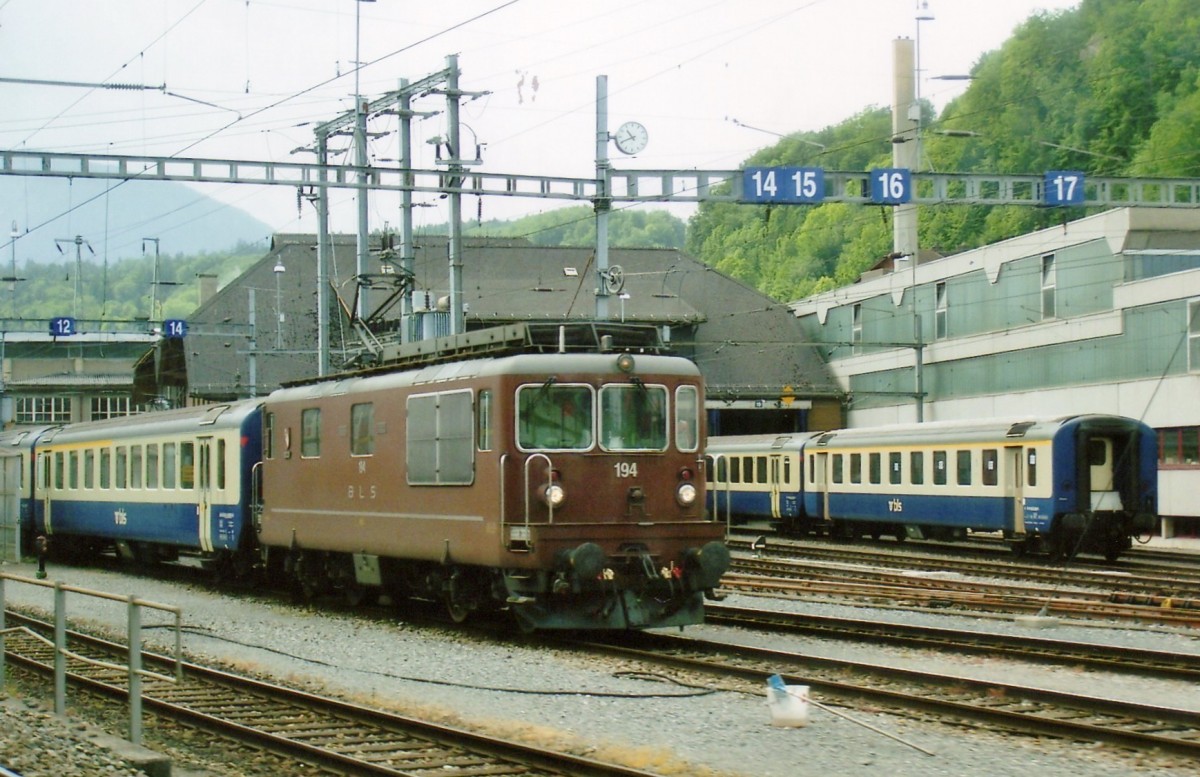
xmin=267 ymin=351 xmax=700 ymax=403
xmin=709 ymin=414 xmax=1151 ymax=451
xmin=40 ymin=400 xmax=263 ymax=445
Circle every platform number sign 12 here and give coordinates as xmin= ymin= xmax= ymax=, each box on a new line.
xmin=870 ymin=168 xmax=912 ymax=205
xmin=49 ymin=316 xmax=76 ymax=336
xmin=1044 ymin=171 xmax=1086 ymax=206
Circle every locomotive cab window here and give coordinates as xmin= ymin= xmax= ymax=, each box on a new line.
xmin=599 ymin=383 xmax=667 ymax=452
xmin=517 ymin=383 xmax=593 ymax=450
xmin=350 ymin=403 xmax=374 ymax=456
xmin=675 ymin=385 xmax=699 ymax=452
xmin=301 ymin=408 xmax=321 ymax=458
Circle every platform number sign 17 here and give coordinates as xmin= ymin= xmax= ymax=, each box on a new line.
xmin=870 ymin=168 xmax=912 ymax=205
xmin=1044 ymin=171 xmax=1086 ymax=206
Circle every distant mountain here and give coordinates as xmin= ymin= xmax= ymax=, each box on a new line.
xmin=0 ymin=176 xmax=274 ymax=261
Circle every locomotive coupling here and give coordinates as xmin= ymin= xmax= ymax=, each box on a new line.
xmin=685 ymin=541 xmax=731 ymax=590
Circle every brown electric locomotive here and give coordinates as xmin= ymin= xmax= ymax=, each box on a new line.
xmin=257 ymin=339 xmax=729 ymax=630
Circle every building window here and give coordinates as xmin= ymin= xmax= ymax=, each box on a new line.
xmin=1189 ymin=299 xmax=1200 ymax=372
xmin=16 ymin=396 xmax=72 ymax=424
xmin=1159 ymin=427 xmax=1200 ymax=468
xmin=852 ymin=303 xmax=863 ymax=354
xmin=91 ymin=396 xmax=139 ymax=420
xmin=1041 ymin=254 xmax=1056 ymax=320
xmin=935 ymin=282 xmax=948 ymax=340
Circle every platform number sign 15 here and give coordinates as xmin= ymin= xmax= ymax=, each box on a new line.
xmin=49 ymin=316 xmax=76 ymax=336
xmin=870 ymin=168 xmax=912 ymax=205
xmin=1044 ymin=171 xmax=1086 ymax=206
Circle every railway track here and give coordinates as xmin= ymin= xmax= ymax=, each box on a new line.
xmin=565 ymin=629 xmax=1200 ymax=760
xmin=704 ymin=602 xmax=1200 ymax=681
xmin=1 ymin=610 xmax=660 ymax=777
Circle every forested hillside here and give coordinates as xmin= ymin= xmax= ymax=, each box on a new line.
xmin=686 ymin=0 xmax=1200 ymax=301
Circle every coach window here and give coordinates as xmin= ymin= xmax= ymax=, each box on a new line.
xmin=54 ymin=451 xmax=64 ymax=489
xmin=716 ymin=456 xmax=727 ymax=484
xmin=84 ymin=449 xmax=95 ymax=489
xmin=351 ymin=403 xmax=375 ymax=456
xmin=68 ymin=451 xmax=79 ymax=490
xmin=100 ymin=448 xmax=112 ymax=489
xmin=116 ymin=446 xmax=128 ymax=489
xmin=933 ymin=450 xmax=947 ymax=486
xmin=869 ymin=452 xmax=882 ymax=485
xmin=982 ymin=449 xmax=998 ymax=487
xmin=216 ymin=438 xmax=227 ymax=489
xmin=131 ymin=446 xmax=143 ymax=489
xmin=889 ymin=452 xmax=902 ymax=485
xmin=1027 ymin=449 xmax=1038 ymax=487
xmin=181 ymin=442 xmax=195 ymax=489
xmin=832 ymin=454 xmax=844 ymax=484
xmin=956 ymin=450 xmax=972 ymax=485
xmin=730 ymin=457 xmax=741 ymax=484
xmin=755 ymin=456 xmax=766 ymax=484
xmin=301 ymin=408 xmax=321 ymax=458
xmin=147 ymin=444 xmax=159 ymax=489
xmin=910 ymin=451 xmax=924 ymax=485
xmin=850 ymin=453 xmax=862 ymax=484
xmin=163 ymin=443 xmax=177 ymax=489
xmin=477 ymin=390 xmax=493 ymax=452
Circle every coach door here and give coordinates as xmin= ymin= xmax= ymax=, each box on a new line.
xmin=768 ymin=454 xmax=785 ymax=518
xmin=36 ymin=450 xmax=52 ymax=534
xmin=1005 ymin=446 xmax=1025 ymax=536
xmin=813 ymin=452 xmax=830 ymax=521
xmin=196 ymin=437 xmax=214 ymax=552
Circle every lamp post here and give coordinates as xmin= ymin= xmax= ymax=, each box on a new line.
xmin=273 ymin=260 xmax=286 ymax=349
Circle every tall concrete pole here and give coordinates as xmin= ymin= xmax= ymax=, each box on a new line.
xmin=594 ymin=75 xmax=611 ymax=321
xmin=447 ymin=54 xmax=465 ymax=335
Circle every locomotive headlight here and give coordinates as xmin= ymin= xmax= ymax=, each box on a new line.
xmin=542 ymin=483 xmax=567 ymax=508
xmin=676 ymin=481 xmax=697 ymax=507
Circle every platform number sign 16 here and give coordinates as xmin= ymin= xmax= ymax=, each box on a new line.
xmin=49 ymin=316 xmax=76 ymax=336
xmin=162 ymin=319 xmax=189 ymax=338
xmin=870 ymin=168 xmax=912 ymax=205
xmin=1044 ymin=170 xmax=1085 ymax=206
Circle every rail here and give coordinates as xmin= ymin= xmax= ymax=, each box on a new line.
xmin=0 ymin=572 xmax=183 ymax=745
xmin=524 ymin=453 xmax=555 ymax=525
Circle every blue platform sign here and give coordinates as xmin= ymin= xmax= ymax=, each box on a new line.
xmin=162 ymin=319 xmax=189 ymax=338
xmin=1044 ymin=170 xmax=1085 ymax=206
xmin=870 ymin=168 xmax=912 ymax=204
xmin=743 ymin=166 xmax=825 ymax=204
xmin=49 ymin=316 xmax=76 ymax=336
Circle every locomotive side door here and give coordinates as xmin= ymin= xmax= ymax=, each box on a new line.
xmin=196 ymin=436 xmax=214 ymax=552
xmin=1005 ymin=446 xmax=1025 ymax=536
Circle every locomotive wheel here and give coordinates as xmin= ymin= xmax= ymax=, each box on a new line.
xmin=445 ymin=595 xmax=471 ymax=624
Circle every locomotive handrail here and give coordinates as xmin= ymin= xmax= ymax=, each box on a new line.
xmin=523 ymin=453 xmax=554 ymax=525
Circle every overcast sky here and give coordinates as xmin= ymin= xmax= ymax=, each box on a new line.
xmin=0 ymin=0 xmax=1082 ymax=242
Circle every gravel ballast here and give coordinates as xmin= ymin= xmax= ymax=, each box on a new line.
xmin=1 ymin=558 xmax=1197 ymax=777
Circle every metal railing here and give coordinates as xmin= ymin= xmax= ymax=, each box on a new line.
xmin=0 ymin=572 xmax=183 ymax=745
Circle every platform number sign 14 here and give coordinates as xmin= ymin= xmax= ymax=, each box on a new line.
xmin=1045 ymin=171 xmax=1086 ymax=206
xmin=742 ymin=166 xmax=825 ymax=204
xmin=162 ymin=319 xmax=189 ymax=338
